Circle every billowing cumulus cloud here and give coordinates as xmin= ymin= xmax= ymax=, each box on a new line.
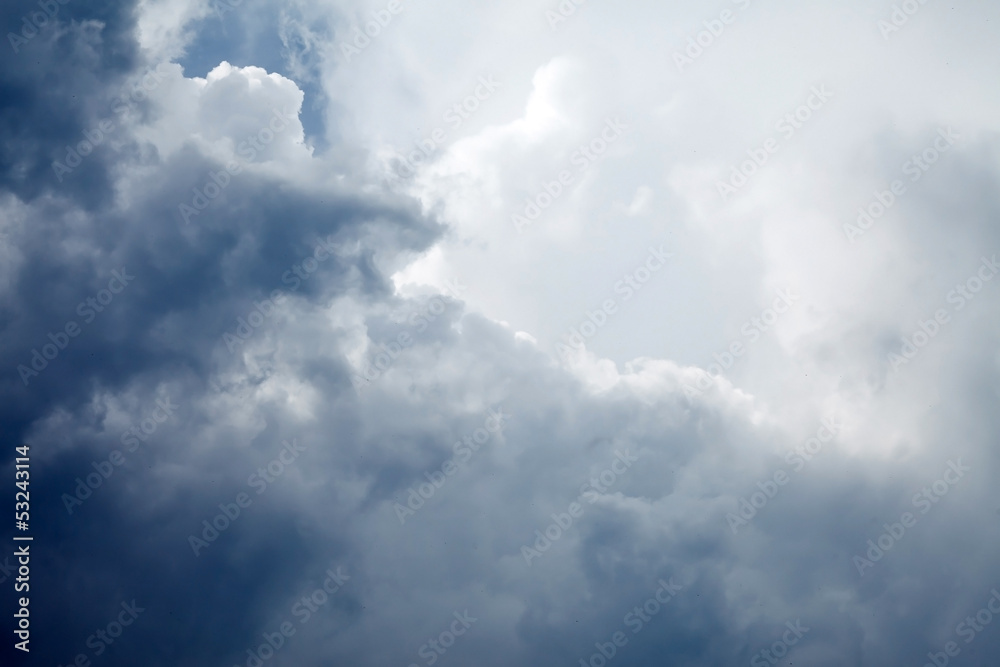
xmin=2 ymin=1 xmax=1000 ymax=666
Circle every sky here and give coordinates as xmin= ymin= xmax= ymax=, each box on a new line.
xmin=1 ymin=0 xmax=1000 ymax=665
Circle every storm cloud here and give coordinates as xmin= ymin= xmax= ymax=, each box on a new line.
xmin=2 ymin=1 xmax=1000 ymax=666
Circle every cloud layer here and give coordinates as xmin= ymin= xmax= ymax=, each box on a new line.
xmin=2 ymin=1 xmax=1000 ymax=666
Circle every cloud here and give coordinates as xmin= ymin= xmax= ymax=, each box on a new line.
xmin=3 ymin=0 xmax=1000 ymax=666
